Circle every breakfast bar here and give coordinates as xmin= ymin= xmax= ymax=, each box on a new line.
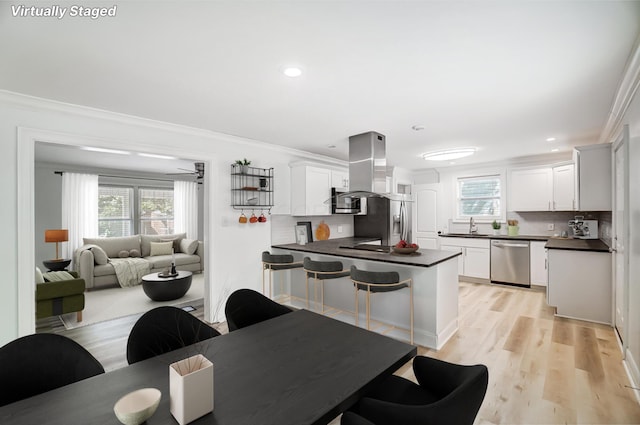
xmin=272 ymin=238 xmax=462 ymax=349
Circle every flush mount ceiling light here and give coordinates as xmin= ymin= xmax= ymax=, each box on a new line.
xmin=138 ymin=153 xmax=177 ymax=160
xmin=81 ymin=146 xmax=130 ymax=155
xmin=422 ymin=148 xmax=476 ymax=161
xmin=546 ymin=137 xmax=557 ymax=142
xmin=283 ymin=67 xmax=302 ymax=77
xmin=551 ymin=148 xmax=560 ymax=152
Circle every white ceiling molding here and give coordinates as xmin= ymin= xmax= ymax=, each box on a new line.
xmin=0 ymin=90 xmax=347 ymax=167
xmin=600 ymin=34 xmax=640 ymax=143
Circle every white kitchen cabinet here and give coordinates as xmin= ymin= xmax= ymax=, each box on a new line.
xmin=509 ymin=164 xmax=575 ymax=212
xmin=439 ymin=237 xmax=490 ymax=279
xmin=529 ymin=241 xmax=548 ymax=286
xmin=552 ymin=164 xmax=575 ymax=211
xmin=290 ymin=164 xmax=331 ymax=216
xmin=508 ymin=168 xmax=552 ymax=211
xmin=574 ymin=143 xmax=612 ymax=211
xmin=331 ymin=169 xmax=349 ymax=191
xmin=547 ymin=249 xmax=612 ymax=324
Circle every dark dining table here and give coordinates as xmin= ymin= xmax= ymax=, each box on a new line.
xmin=0 ymin=309 xmax=416 ymax=425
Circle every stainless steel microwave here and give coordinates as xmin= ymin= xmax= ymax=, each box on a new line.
xmin=331 ymin=188 xmax=361 ymax=214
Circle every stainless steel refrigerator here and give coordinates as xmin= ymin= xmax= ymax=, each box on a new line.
xmin=354 ymin=197 xmax=411 ymax=246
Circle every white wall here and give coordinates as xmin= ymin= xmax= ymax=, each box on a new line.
xmin=0 ymin=91 xmax=346 ymax=345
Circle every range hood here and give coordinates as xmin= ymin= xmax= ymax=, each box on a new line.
xmin=348 ymin=131 xmax=388 ymax=197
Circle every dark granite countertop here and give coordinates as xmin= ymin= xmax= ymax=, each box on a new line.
xmin=545 ymin=238 xmax=610 ymax=252
xmin=272 ymin=237 xmax=461 ymax=268
xmin=438 ymin=233 xmax=550 ymax=241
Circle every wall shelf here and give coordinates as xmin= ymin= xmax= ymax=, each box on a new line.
xmin=230 ymin=165 xmax=274 ymax=211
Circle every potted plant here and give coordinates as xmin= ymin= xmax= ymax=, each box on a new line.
xmin=234 ymin=159 xmax=251 ymax=174
xmin=492 ymin=220 xmax=501 ymax=235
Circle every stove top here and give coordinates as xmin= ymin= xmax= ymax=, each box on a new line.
xmin=339 ymin=244 xmax=392 ymax=253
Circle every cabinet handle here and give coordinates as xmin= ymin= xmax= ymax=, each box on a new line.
xmin=545 ymin=259 xmax=547 ymax=270
xmin=572 ymin=199 xmax=575 ymax=210
xmin=548 ymin=201 xmax=551 ymax=211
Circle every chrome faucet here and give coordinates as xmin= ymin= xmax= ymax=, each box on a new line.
xmin=469 ymin=217 xmax=478 ymax=234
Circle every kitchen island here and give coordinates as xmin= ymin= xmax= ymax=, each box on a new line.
xmin=272 ymin=237 xmax=461 ymax=349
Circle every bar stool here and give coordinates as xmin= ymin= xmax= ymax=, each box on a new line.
xmin=303 ymin=257 xmax=350 ymax=312
xmin=350 ymin=265 xmax=414 ymax=344
xmin=261 ymin=251 xmax=303 ymax=299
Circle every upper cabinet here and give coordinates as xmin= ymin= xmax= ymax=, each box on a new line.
xmin=331 ymin=169 xmax=349 ymax=191
xmin=290 ymin=164 xmax=332 ymax=216
xmin=509 ymin=164 xmax=575 ymax=212
xmin=574 ymin=144 xmax=612 ymax=211
xmin=552 ymin=164 xmax=575 ymax=211
xmin=508 ymin=168 xmax=552 ymax=211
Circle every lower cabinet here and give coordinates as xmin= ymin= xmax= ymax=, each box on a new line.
xmin=439 ymin=238 xmax=490 ymax=280
xmin=529 ymin=241 xmax=548 ymax=286
xmin=547 ymin=249 xmax=612 ymax=324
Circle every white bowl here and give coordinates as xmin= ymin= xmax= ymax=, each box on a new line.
xmin=114 ymin=388 xmax=161 ymax=425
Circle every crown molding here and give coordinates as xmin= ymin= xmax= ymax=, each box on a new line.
xmin=0 ymin=90 xmax=345 ymax=165
xmin=600 ymin=34 xmax=640 ymax=143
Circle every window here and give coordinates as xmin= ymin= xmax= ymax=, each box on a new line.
xmin=456 ymin=175 xmax=502 ymax=220
xmin=98 ymin=185 xmax=174 ymax=237
xmin=139 ymin=188 xmax=174 ymax=235
xmin=99 ymin=186 xmax=133 ymax=237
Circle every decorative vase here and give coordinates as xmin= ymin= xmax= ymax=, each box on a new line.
xmin=169 ymin=354 xmax=214 ymax=425
xmin=315 ymin=220 xmax=330 ymax=241
xmin=493 ymin=229 xmax=500 ymax=235
xmin=507 ymin=225 xmax=519 ymax=236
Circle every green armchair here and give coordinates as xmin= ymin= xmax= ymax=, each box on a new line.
xmin=36 ymin=271 xmax=85 ymax=322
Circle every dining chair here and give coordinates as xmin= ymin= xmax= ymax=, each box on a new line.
xmin=225 ymin=288 xmax=294 ymax=331
xmin=350 ymin=356 xmax=489 ymax=425
xmin=126 ymin=306 xmax=221 ymax=364
xmin=303 ymin=257 xmax=350 ymax=312
xmin=261 ymin=251 xmax=303 ymax=299
xmin=350 ymin=265 xmax=414 ymax=344
xmin=0 ymin=333 xmax=105 ymax=407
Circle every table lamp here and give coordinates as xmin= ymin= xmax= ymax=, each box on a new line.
xmin=45 ymin=229 xmax=68 ymax=261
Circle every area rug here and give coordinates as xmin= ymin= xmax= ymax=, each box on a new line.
xmin=60 ymin=273 xmax=205 ymax=330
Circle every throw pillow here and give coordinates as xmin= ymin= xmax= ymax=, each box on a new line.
xmin=180 ymin=238 xmax=198 ymax=255
xmin=129 ymin=249 xmax=141 ymax=258
xmin=118 ymin=250 xmax=130 ymax=258
xmin=42 ymin=271 xmax=75 ymax=282
xmin=150 ymin=241 xmax=173 ymax=256
xmin=89 ymin=245 xmax=109 ymax=265
xmin=35 ymin=267 xmax=45 ymax=284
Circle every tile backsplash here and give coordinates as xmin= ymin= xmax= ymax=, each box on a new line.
xmin=448 ymin=210 xmax=612 ymax=242
xmin=270 ymin=214 xmax=354 ymax=245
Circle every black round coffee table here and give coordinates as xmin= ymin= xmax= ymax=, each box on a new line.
xmin=141 ymin=271 xmax=193 ymax=301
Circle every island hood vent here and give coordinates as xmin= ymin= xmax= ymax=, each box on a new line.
xmin=347 ymin=131 xmax=388 ymax=198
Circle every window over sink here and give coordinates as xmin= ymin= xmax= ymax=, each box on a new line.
xmin=456 ymin=174 xmax=502 ymax=221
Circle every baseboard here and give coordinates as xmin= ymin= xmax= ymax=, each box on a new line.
xmin=623 ymin=349 xmax=640 ymax=405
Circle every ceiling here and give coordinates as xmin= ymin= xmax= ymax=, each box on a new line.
xmin=2 ymin=1 xmax=640 ymax=171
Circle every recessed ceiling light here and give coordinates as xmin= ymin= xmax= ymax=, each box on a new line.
xmin=551 ymin=148 xmax=559 ymax=152
xmin=138 ymin=153 xmax=177 ymax=160
xmin=546 ymin=137 xmax=556 ymax=142
xmin=422 ymin=148 xmax=476 ymax=161
xmin=283 ymin=67 xmax=302 ymax=77
xmin=81 ymin=146 xmax=130 ymax=155
xmin=412 ymin=125 xmax=425 ymax=131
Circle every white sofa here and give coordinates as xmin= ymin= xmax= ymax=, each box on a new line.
xmin=74 ymin=233 xmax=204 ymax=289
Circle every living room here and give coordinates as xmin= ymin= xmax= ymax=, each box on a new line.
xmin=34 ymin=142 xmax=210 ymax=328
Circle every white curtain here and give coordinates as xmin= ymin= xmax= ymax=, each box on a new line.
xmin=174 ymin=180 xmax=198 ymax=239
xmin=61 ymin=172 xmax=99 ymax=259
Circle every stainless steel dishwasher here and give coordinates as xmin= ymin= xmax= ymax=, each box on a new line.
xmin=490 ymin=239 xmax=530 ymax=287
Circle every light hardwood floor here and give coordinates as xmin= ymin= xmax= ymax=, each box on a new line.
xmin=37 ymin=282 xmax=640 ymax=424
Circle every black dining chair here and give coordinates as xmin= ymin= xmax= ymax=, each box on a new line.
xmin=0 ymin=333 xmax=105 ymax=407
xmin=350 ymin=356 xmax=489 ymax=425
xmin=126 ymin=306 xmax=221 ymax=364
xmin=225 ymin=288 xmax=294 ymax=331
